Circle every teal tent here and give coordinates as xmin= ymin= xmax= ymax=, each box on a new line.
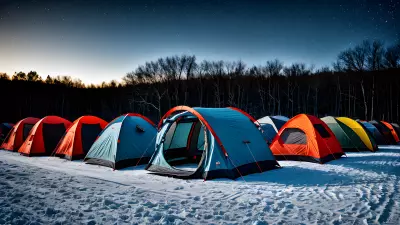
xmin=146 ymin=106 xmax=280 ymax=180
xmin=84 ymin=113 xmax=157 ymax=169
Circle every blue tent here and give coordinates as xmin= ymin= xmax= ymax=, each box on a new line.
xmin=358 ymin=121 xmax=386 ymax=145
xmin=146 ymin=106 xmax=280 ymax=180
xmin=84 ymin=113 xmax=157 ymax=169
xmin=257 ymin=116 xmax=289 ymax=143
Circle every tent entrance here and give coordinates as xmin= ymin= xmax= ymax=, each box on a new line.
xmin=162 ymin=118 xmax=207 ymax=173
xmin=81 ymin=123 xmax=103 ymax=154
xmin=23 ymin=124 xmax=34 ymax=141
xmin=42 ymin=123 xmax=66 ymax=154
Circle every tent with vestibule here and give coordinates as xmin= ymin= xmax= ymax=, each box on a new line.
xmin=146 ymin=106 xmax=280 ymax=180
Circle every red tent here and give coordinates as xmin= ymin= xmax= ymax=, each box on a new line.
xmin=1 ymin=117 xmax=40 ymax=151
xmin=54 ymin=115 xmax=108 ymax=160
xmin=18 ymin=116 xmax=72 ymax=156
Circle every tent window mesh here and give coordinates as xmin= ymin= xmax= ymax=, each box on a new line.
xmin=314 ymin=124 xmax=331 ymax=138
xmin=169 ymin=122 xmax=193 ymax=149
xmin=280 ymin=128 xmax=307 ymax=144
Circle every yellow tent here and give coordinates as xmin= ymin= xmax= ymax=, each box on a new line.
xmin=336 ymin=117 xmax=377 ymax=151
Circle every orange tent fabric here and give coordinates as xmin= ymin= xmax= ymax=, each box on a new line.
xmin=1 ymin=117 xmax=40 ymax=151
xmin=54 ymin=115 xmax=108 ymax=160
xmin=381 ymin=121 xmax=400 ymax=143
xmin=270 ymin=114 xmax=344 ymax=163
xmin=18 ymin=116 xmax=72 ymax=156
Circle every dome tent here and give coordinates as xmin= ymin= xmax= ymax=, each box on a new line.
xmin=257 ymin=116 xmax=289 ymax=143
xmin=54 ymin=116 xmax=108 ymax=160
xmin=146 ymin=106 xmax=280 ymax=180
xmin=270 ymin=114 xmax=344 ymax=164
xmin=380 ymin=121 xmax=400 ymax=144
xmin=84 ymin=113 xmax=157 ymax=169
xmin=18 ymin=116 xmax=72 ymax=156
xmin=1 ymin=117 xmax=40 ymax=151
xmin=370 ymin=120 xmax=397 ymax=144
xmin=357 ymin=120 xmax=386 ymax=145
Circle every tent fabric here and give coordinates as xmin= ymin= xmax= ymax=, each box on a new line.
xmin=370 ymin=120 xmax=397 ymax=144
xmin=54 ymin=116 xmax=108 ymax=160
xmin=1 ymin=118 xmax=40 ymax=151
xmin=391 ymin=123 xmax=400 ymax=139
xmin=18 ymin=116 xmax=72 ymax=156
xmin=322 ymin=116 xmax=377 ymax=152
xmin=380 ymin=121 xmax=400 ymax=144
xmin=84 ymin=113 xmax=157 ymax=169
xmin=270 ymin=114 xmax=344 ymax=164
xmin=146 ymin=106 xmax=280 ymax=180
xmin=0 ymin=123 xmax=14 ymax=142
xmin=358 ymin=121 xmax=386 ymax=145
xmin=257 ymin=116 xmax=289 ymax=143
xmin=336 ymin=117 xmax=377 ymax=151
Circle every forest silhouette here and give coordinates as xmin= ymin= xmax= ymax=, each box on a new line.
xmin=1 ymin=39 xmax=399 ymax=123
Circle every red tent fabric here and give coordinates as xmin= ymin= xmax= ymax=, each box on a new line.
xmin=18 ymin=116 xmax=72 ymax=156
xmin=1 ymin=117 xmax=40 ymax=151
xmin=54 ymin=115 xmax=108 ymax=160
xmin=270 ymin=114 xmax=344 ymax=164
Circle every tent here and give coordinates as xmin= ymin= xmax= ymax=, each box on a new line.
xmin=0 ymin=123 xmax=14 ymax=142
xmin=391 ymin=123 xmax=400 ymax=139
xmin=18 ymin=116 xmax=72 ymax=156
xmin=335 ymin=117 xmax=378 ymax=151
xmin=1 ymin=117 xmax=40 ymax=151
xmin=380 ymin=121 xmax=400 ymax=144
xmin=257 ymin=116 xmax=289 ymax=143
xmin=84 ymin=113 xmax=157 ymax=169
xmin=54 ymin=116 xmax=108 ymax=160
xmin=370 ymin=120 xmax=397 ymax=144
xmin=321 ymin=116 xmax=375 ymax=152
xmin=358 ymin=121 xmax=387 ymax=145
xmin=146 ymin=106 xmax=280 ymax=180
xmin=270 ymin=114 xmax=344 ymax=163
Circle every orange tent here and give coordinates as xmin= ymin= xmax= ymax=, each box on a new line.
xmin=54 ymin=115 xmax=108 ymax=160
xmin=270 ymin=114 xmax=344 ymax=163
xmin=18 ymin=116 xmax=72 ymax=156
xmin=380 ymin=121 xmax=400 ymax=143
xmin=1 ymin=117 xmax=40 ymax=151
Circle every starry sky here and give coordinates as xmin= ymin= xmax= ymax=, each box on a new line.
xmin=0 ymin=0 xmax=398 ymax=84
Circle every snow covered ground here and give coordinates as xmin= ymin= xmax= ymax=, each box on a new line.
xmin=0 ymin=146 xmax=399 ymax=225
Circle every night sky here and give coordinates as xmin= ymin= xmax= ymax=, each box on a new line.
xmin=0 ymin=0 xmax=398 ymax=84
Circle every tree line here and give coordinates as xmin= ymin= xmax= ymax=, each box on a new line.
xmin=0 ymin=39 xmax=399 ymax=124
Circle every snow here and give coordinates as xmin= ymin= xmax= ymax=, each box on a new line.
xmin=0 ymin=146 xmax=399 ymax=224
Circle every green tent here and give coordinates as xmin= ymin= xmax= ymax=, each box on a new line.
xmin=321 ymin=116 xmax=369 ymax=151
